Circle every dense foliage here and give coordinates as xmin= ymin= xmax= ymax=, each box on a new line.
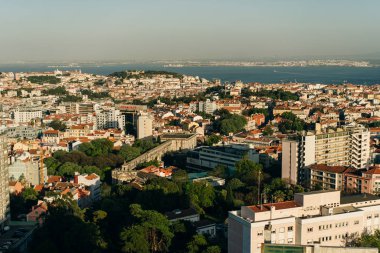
xmin=278 ymin=112 xmax=308 ymax=133
xmin=27 ymin=75 xmax=61 ymax=84
xmin=45 ymin=138 xmax=158 ymax=183
xmin=81 ymin=89 xmax=111 ymax=99
xmin=241 ymin=88 xmax=299 ymax=101
xmin=109 ymin=70 xmax=184 ymax=79
xmin=43 ymin=86 xmax=68 ymax=96
xmin=48 ymin=120 xmax=67 ymax=131
xmin=213 ymin=109 xmax=247 ymax=135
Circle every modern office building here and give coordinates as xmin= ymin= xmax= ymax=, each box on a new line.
xmin=0 ymin=133 xmax=10 ymax=228
xmin=228 ymin=190 xmax=380 ymax=253
xmin=187 ymin=144 xmax=260 ymax=173
xmin=282 ymin=127 xmax=370 ymax=184
xmin=137 ymin=111 xmax=153 ymax=139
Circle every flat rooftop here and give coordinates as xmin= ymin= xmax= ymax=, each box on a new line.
xmin=340 ymin=193 xmax=380 ymax=204
xmin=161 ymin=133 xmax=195 ymax=139
xmin=333 ymin=205 xmax=360 ymax=215
xmin=295 ymin=190 xmax=339 ymax=196
xmin=249 ymin=201 xmax=300 ymax=213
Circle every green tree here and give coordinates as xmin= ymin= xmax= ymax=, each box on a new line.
xmin=235 ymin=158 xmax=262 ymax=185
xmin=171 ymin=169 xmax=189 ymax=184
xmin=48 ymin=120 xmax=67 ymax=131
xmin=57 ymin=162 xmax=81 ymax=178
xmin=186 ymin=182 xmax=215 ymax=214
xmin=204 ymin=134 xmax=222 ymax=146
xmin=119 ymin=145 xmax=141 ymax=161
xmin=262 ymin=125 xmax=274 ymax=136
xmin=187 ymin=234 xmax=208 ymax=253
xmin=208 ymin=164 xmax=229 ymax=178
xmin=120 ymin=204 xmax=174 ymax=253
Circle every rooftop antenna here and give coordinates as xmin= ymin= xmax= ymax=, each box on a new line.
xmin=258 ymin=170 xmax=262 ymax=206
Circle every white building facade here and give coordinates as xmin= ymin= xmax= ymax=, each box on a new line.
xmin=229 ymin=190 xmax=380 ymax=253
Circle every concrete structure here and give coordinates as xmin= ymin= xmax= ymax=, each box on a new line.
xmin=137 ymin=111 xmax=153 ymax=139
xmin=228 ymin=190 xmax=380 ymax=253
xmin=165 ymin=208 xmax=200 ymax=222
xmin=0 ymin=133 xmax=9 ymax=228
xmin=14 ymin=108 xmax=42 ymax=124
xmin=112 ymin=133 xmax=197 ymax=183
xmin=187 ymin=144 xmax=260 ymax=173
xmin=198 ymin=99 xmax=217 ymax=114
xmin=282 ymin=127 xmax=370 ymax=185
xmin=95 ymin=109 xmax=125 ymax=130
xmin=74 ymin=173 xmax=101 ymax=202
xmin=261 ymin=244 xmax=378 ymax=253
xmin=302 ymin=164 xmax=380 ymax=194
xmin=6 ymin=126 xmax=41 ymax=140
xmin=8 ymin=152 xmax=47 ymax=186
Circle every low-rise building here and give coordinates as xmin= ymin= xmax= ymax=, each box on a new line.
xmin=187 ymin=144 xmax=260 ymax=173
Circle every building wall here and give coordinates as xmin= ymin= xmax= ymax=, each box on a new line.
xmin=0 ymin=134 xmax=9 ymax=227
xmin=137 ymin=112 xmax=153 ymax=139
xmin=228 ymin=191 xmax=380 ymax=253
xmin=282 ymin=140 xmax=299 ymax=184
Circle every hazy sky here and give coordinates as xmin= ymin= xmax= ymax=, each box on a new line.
xmin=0 ymin=0 xmax=379 ymax=62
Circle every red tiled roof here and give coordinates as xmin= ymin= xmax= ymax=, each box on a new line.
xmin=249 ymin=201 xmax=300 ymax=213
xmin=309 ymin=164 xmax=350 ymax=174
xmin=365 ymin=167 xmax=380 ymax=175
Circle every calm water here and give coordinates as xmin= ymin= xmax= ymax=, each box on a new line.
xmin=1 ymin=63 xmax=380 ymax=84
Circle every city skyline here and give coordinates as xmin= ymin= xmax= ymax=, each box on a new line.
xmin=0 ymin=0 xmax=379 ymax=63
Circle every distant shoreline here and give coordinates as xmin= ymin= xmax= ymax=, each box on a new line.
xmin=1 ymin=64 xmax=380 ymax=85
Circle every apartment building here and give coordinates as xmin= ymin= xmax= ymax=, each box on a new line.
xmin=228 ymin=190 xmax=380 ymax=253
xmin=137 ymin=111 xmax=153 ymax=139
xmin=187 ymin=144 xmax=260 ymax=173
xmin=198 ymin=99 xmax=217 ymax=114
xmin=14 ymin=108 xmax=43 ymax=124
xmin=74 ymin=172 xmax=101 ymax=202
xmin=282 ymin=127 xmax=370 ymax=184
xmin=302 ymin=164 xmax=380 ymax=194
xmin=6 ymin=126 xmax=41 ymax=139
xmin=95 ymin=109 xmax=125 ymax=130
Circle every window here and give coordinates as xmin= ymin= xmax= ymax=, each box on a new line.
xmin=288 ymin=226 xmax=293 ymax=232
xmin=257 ymin=231 xmax=263 ymax=236
xmin=272 ymin=230 xmax=276 ymax=234
xmin=375 ymin=214 xmax=379 ymax=218
xmin=354 ymin=220 xmax=359 ymax=225
xmin=368 ymin=215 xmax=372 ymax=220
xmin=288 ymin=238 xmax=293 ymax=243
xmin=279 ymin=227 xmax=285 ymax=233
xmin=307 ymin=227 xmax=313 ymax=232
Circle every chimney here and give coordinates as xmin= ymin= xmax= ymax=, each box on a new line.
xmin=74 ymin=175 xmax=79 ymax=184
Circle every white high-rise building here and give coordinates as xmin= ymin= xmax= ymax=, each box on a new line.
xmin=229 ymin=190 xmax=380 ymax=253
xmin=282 ymin=127 xmax=370 ymax=185
xmin=137 ymin=112 xmax=153 ymax=139
xmin=0 ymin=133 xmax=9 ymax=228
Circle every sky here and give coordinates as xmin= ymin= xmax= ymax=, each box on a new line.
xmin=0 ymin=0 xmax=379 ymax=63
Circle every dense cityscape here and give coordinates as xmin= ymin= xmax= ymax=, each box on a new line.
xmin=1 ymin=0 xmax=380 ymax=252
xmin=0 ymin=68 xmax=380 ymax=253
